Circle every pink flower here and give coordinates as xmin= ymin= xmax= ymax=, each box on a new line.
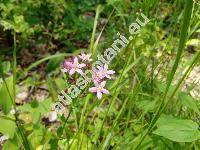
xmin=79 ymin=53 xmax=93 ymax=62
xmin=92 ymin=69 xmax=105 ymax=82
xmin=62 ymin=57 xmax=86 ymax=75
xmin=89 ymin=81 xmax=109 ymax=99
xmin=97 ymin=64 xmax=115 ymax=79
xmin=61 ymin=58 xmax=73 ymax=73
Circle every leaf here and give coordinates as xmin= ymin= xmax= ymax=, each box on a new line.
xmin=19 ymin=98 xmax=52 ymax=114
xmin=0 ymin=116 xmax=16 ymax=138
xmin=2 ymin=61 xmax=11 ymax=74
xmin=165 ymin=0 xmax=193 ymax=95
xmin=153 ymin=114 xmax=200 ymax=142
xmin=90 ymin=5 xmax=104 ymax=54
xmin=135 ymin=97 xmax=158 ymax=113
xmin=21 ymin=53 xmax=76 ymax=78
xmin=179 ymin=92 xmax=200 ymax=115
xmin=0 ymin=20 xmax=15 ymax=31
xmin=30 ymin=111 xmax=41 ymax=124
xmin=55 ymin=78 xmax=68 ymax=90
xmin=0 ymin=15 xmax=31 ymax=33
xmin=46 ymin=56 xmax=64 ymax=73
xmin=0 ymin=56 xmax=3 ymax=75
xmin=70 ymin=134 xmax=92 ymax=150
xmin=0 ymin=76 xmax=14 ymax=114
xmin=49 ymin=138 xmax=58 ymax=150
xmin=28 ymin=126 xmax=44 ymax=149
xmin=3 ymin=140 xmax=18 ymax=150
xmin=3 ymin=134 xmax=19 ymax=150
xmin=130 ymin=130 xmax=153 ymax=150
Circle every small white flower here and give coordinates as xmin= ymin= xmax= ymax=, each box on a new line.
xmin=48 ymin=111 xmax=57 ymax=122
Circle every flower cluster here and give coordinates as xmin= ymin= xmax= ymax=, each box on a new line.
xmin=89 ymin=64 xmax=115 ymax=99
xmin=61 ymin=52 xmax=115 ymax=100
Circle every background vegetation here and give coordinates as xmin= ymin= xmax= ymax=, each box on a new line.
xmin=0 ymin=0 xmax=199 ymax=149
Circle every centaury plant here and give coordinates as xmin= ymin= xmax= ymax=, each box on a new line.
xmin=0 ymin=0 xmax=199 ymax=150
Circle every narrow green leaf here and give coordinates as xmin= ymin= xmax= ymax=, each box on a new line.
xmin=90 ymin=5 xmax=103 ymax=54
xmin=165 ymin=0 xmax=193 ymax=93
xmin=20 ymin=52 xmax=80 ymax=78
xmin=46 ymin=56 xmax=64 ymax=73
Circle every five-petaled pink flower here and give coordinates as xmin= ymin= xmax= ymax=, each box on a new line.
xmin=79 ymin=53 xmax=93 ymax=62
xmin=63 ymin=57 xmax=86 ymax=75
xmin=92 ymin=69 xmax=105 ymax=82
xmin=61 ymin=58 xmax=73 ymax=73
xmin=89 ymin=81 xmax=109 ymax=99
xmin=97 ymin=64 xmax=115 ymax=79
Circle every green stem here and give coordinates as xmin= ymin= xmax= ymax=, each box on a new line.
xmin=12 ymin=32 xmax=31 ymax=150
xmin=13 ymin=32 xmax=16 ymax=101
xmin=96 ymin=47 xmax=134 ymax=145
